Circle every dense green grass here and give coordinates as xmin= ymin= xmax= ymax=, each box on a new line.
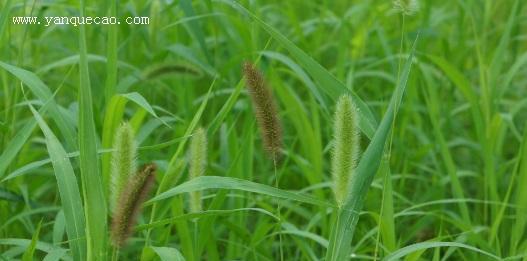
xmin=1 ymin=0 xmax=526 ymax=260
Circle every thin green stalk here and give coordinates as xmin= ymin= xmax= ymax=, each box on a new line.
xmin=274 ymin=156 xmax=284 ymax=261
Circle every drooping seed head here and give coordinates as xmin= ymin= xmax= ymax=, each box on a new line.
xmin=189 ymin=127 xmax=207 ymax=212
xmin=110 ymin=122 xmax=137 ymax=214
xmin=111 ymin=163 xmax=157 ymax=248
xmin=331 ymin=95 xmax=360 ymax=207
xmin=242 ymin=62 xmax=283 ymax=160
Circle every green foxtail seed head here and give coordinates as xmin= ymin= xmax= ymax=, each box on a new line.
xmin=331 ymin=95 xmax=360 ymax=207
xmin=189 ymin=127 xmax=207 ymax=212
xmin=243 ymin=62 xmax=283 ymax=160
xmin=110 ymin=122 xmax=137 ymax=214
xmin=111 ymin=163 xmax=156 ymax=248
xmin=393 ymin=0 xmax=420 ymax=16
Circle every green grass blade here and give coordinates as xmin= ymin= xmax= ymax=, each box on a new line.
xmin=0 ymin=0 xmax=11 ymax=42
xmin=384 ymin=242 xmax=501 ymax=261
xmin=425 ymin=55 xmax=484 ymax=138
xmin=121 ymin=92 xmax=170 ymax=127
xmin=208 ymin=75 xmax=244 ymax=135
xmin=158 ymin=79 xmax=216 ymax=193
xmin=511 ymin=128 xmax=527 ymax=254
xmin=488 ymin=0 xmax=519 ymax=93
xmin=326 ymin=35 xmax=418 ymax=261
xmin=151 ymin=247 xmax=186 ymax=261
xmin=138 ymin=208 xmax=277 ymax=230
xmin=167 ymin=44 xmax=217 ymax=77
xmin=0 ymin=120 xmax=37 ymax=178
xmin=420 ymin=63 xmax=471 ymax=225
xmin=0 ymin=61 xmax=77 ymax=149
xmin=78 ymin=0 xmax=108 ymax=258
xmin=101 ymin=92 xmax=168 ymax=187
xmin=28 ymin=105 xmax=86 ymax=261
xmin=0 ymin=187 xmax=24 ymax=202
xmin=148 ymin=176 xmax=333 ymax=208
xmin=180 ymin=0 xmax=211 ymax=64
xmin=101 ymin=95 xmax=128 ymax=193
xmin=104 ymin=0 xmax=118 ymax=102
xmin=0 ymin=239 xmax=70 ymax=260
xmin=378 ymin=159 xmax=396 ymax=252
xmin=22 ymin=219 xmax=42 ymax=261
xmin=260 ymin=50 xmax=328 ymax=112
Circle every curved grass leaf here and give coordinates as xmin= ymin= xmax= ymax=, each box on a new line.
xmin=137 ymin=208 xmax=278 ymax=230
xmin=0 ymin=0 xmax=12 ymax=39
xmin=1 ymin=207 xmax=60 ymax=231
xmin=148 ymin=176 xmax=333 ymax=208
xmin=22 ymin=219 xmax=42 ymax=261
xmin=384 ymin=242 xmax=501 ymax=261
xmin=0 ymin=239 xmax=70 ymax=261
xmin=180 ymin=0 xmax=210 ymax=64
xmin=35 ymin=54 xmax=137 ymax=74
xmin=28 ymin=105 xmax=86 ymax=261
xmin=121 ymin=92 xmax=170 ymax=127
xmin=0 ymin=187 xmax=24 ymax=202
xmin=101 ymin=95 xmax=128 ymax=190
xmin=260 ymin=50 xmax=328 ymax=112
xmin=151 ymin=246 xmax=186 ymax=261
xmin=43 ymin=249 xmax=70 ymax=261
xmin=77 ymin=3 xmax=107 ymax=257
xmin=102 ymin=92 xmax=171 ymax=184
xmin=167 ymin=44 xmax=216 ymax=77
xmin=0 ymin=62 xmax=76 ymax=178
xmin=0 ymin=61 xmax=77 ymax=149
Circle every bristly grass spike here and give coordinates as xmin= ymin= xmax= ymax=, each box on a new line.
xmin=331 ymin=95 xmax=360 ymax=207
xmin=242 ymin=62 xmax=283 ymax=161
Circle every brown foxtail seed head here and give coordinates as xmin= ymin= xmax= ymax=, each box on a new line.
xmin=242 ymin=62 xmax=283 ymax=160
xmin=111 ymin=163 xmax=157 ymax=248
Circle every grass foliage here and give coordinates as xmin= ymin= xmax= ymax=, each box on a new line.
xmin=0 ymin=0 xmax=526 ymax=260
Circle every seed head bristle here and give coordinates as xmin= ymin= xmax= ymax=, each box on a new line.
xmin=111 ymin=163 xmax=157 ymax=248
xmin=110 ymin=122 xmax=137 ymax=214
xmin=189 ymin=127 xmax=207 ymax=212
xmin=331 ymin=95 xmax=360 ymax=207
xmin=242 ymin=62 xmax=283 ymax=160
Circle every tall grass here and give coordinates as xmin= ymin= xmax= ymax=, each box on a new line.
xmin=1 ymin=0 xmax=526 ymax=260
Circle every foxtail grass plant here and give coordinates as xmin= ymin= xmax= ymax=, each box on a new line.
xmin=111 ymin=163 xmax=157 ymax=248
xmin=110 ymin=122 xmax=137 ymax=213
xmin=331 ymin=95 xmax=360 ymax=207
xmin=242 ymin=62 xmax=283 ymax=160
xmin=189 ymin=127 xmax=207 ymax=212
xmin=243 ymin=61 xmax=285 ymax=260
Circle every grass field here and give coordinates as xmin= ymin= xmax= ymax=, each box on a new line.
xmin=1 ymin=0 xmax=526 ymax=260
